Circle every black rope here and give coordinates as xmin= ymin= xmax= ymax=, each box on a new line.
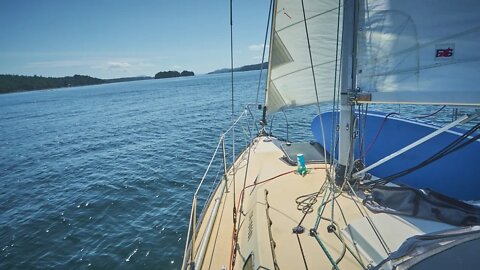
xmin=416 ymin=105 xmax=446 ymax=119
xmin=359 ymin=104 xmax=369 ymax=161
xmin=296 ymin=234 xmax=309 ymax=270
xmin=365 ymin=112 xmax=399 ymax=155
xmin=295 ymin=181 xmax=329 ymax=227
xmin=300 ymin=0 xmax=320 ymax=108
xmin=296 ymin=192 xmax=320 ymax=214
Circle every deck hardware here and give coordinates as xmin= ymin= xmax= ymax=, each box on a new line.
xmin=292 ymin=225 xmax=305 ymax=234
xmin=327 ymin=224 xmax=336 ymax=233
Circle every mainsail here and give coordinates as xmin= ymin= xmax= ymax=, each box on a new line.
xmin=266 ymin=0 xmax=480 ymax=112
xmin=356 ymin=0 xmax=480 ymax=105
xmin=265 ymin=0 xmax=343 ymax=114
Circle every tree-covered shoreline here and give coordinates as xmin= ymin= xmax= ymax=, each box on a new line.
xmin=0 ymin=64 xmax=272 ymax=94
xmin=0 ymin=74 xmax=153 ymax=94
xmin=208 ymin=62 xmax=268 ymax=74
xmin=0 ymin=74 xmax=106 ymax=94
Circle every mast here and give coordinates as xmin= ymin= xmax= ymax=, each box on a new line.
xmin=335 ymin=0 xmax=358 ymax=186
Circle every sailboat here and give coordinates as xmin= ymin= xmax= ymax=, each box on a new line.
xmin=182 ymin=0 xmax=480 ymax=269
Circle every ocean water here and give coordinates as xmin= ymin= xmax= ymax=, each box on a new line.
xmin=0 ymin=71 xmax=267 ymax=269
xmin=0 ymin=71 xmax=472 ymax=269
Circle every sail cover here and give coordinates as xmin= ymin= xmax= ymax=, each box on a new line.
xmin=357 ymin=0 xmax=480 ymax=105
xmin=265 ymin=0 xmax=343 ymax=114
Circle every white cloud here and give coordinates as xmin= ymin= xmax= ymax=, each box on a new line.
xmin=91 ymin=59 xmax=153 ymax=71
xmin=248 ymin=44 xmax=268 ymax=51
xmin=24 ymin=56 xmax=157 ymax=78
xmin=106 ymin=61 xmax=131 ymax=70
xmin=27 ymin=60 xmax=93 ymax=68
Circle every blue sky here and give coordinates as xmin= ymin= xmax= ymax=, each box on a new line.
xmin=0 ymin=0 xmax=271 ymax=79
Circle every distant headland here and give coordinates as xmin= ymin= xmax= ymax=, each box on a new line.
xmin=208 ymin=62 xmax=268 ymax=74
xmin=0 ymin=70 xmax=195 ymax=94
xmin=0 ymin=62 xmax=268 ymax=94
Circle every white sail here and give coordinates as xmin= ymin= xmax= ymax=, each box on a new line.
xmin=265 ymin=0 xmax=343 ymax=114
xmin=357 ymin=0 xmax=480 ymax=105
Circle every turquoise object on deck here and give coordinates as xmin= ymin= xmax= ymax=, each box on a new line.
xmin=297 ymin=153 xmax=307 ymax=176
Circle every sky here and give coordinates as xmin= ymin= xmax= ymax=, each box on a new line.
xmin=0 ymin=0 xmax=271 ymax=79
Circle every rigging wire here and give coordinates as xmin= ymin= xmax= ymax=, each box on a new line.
xmin=229 ymin=0 xmax=234 ymax=119
xmin=228 ymin=0 xmax=239 ymax=267
xmin=318 ymin=215 xmax=367 ymax=269
xmin=371 ymin=121 xmax=480 ymax=186
xmin=344 ymin=180 xmax=392 ymax=255
xmin=296 ymin=4 xmax=344 ymax=267
xmin=300 ymin=0 xmax=329 ymax=170
xmin=255 ymin=0 xmax=274 ymax=108
xmin=261 ymin=0 xmax=277 ymax=129
xmin=334 ymin=199 xmax=367 ymax=268
xmin=330 ymin=0 xmax=343 ymax=170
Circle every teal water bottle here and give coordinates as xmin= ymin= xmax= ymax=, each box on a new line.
xmin=297 ymin=154 xmax=307 ymax=176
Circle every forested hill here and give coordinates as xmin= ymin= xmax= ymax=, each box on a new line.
xmin=208 ymin=62 xmax=268 ymax=74
xmin=0 ymin=74 xmax=104 ymax=93
xmin=0 ymin=74 xmax=154 ymax=94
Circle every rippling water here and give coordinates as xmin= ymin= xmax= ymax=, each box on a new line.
xmin=0 ymin=72 xmax=268 ymax=269
xmin=0 ymin=71 xmax=473 ymax=269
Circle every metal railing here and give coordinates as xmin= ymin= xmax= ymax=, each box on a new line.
xmin=181 ymin=108 xmax=255 ymax=270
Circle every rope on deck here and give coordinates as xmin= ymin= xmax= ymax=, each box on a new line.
xmin=265 ymin=189 xmax=280 ymax=270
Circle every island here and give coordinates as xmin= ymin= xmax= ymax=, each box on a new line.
xmin=154 ymin=70 xmax=195 ymax=79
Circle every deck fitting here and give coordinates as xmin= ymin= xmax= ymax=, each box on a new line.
xmin=292 ymin=225 xmax=305 ymax=234
xmin=327 ymin=224 xmax=336 ymax=233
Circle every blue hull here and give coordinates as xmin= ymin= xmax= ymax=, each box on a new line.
xmin=311 ymin=112 xmax=480 ymax=200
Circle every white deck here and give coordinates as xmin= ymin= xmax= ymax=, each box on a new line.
xmin=186 ymin=137 xmax=454 ymax=269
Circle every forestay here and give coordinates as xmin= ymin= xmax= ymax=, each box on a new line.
xmin=265 ymin=0 xmax=343 ymax=114
xmin=357 ymin=0 xmax=480 ymax=105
